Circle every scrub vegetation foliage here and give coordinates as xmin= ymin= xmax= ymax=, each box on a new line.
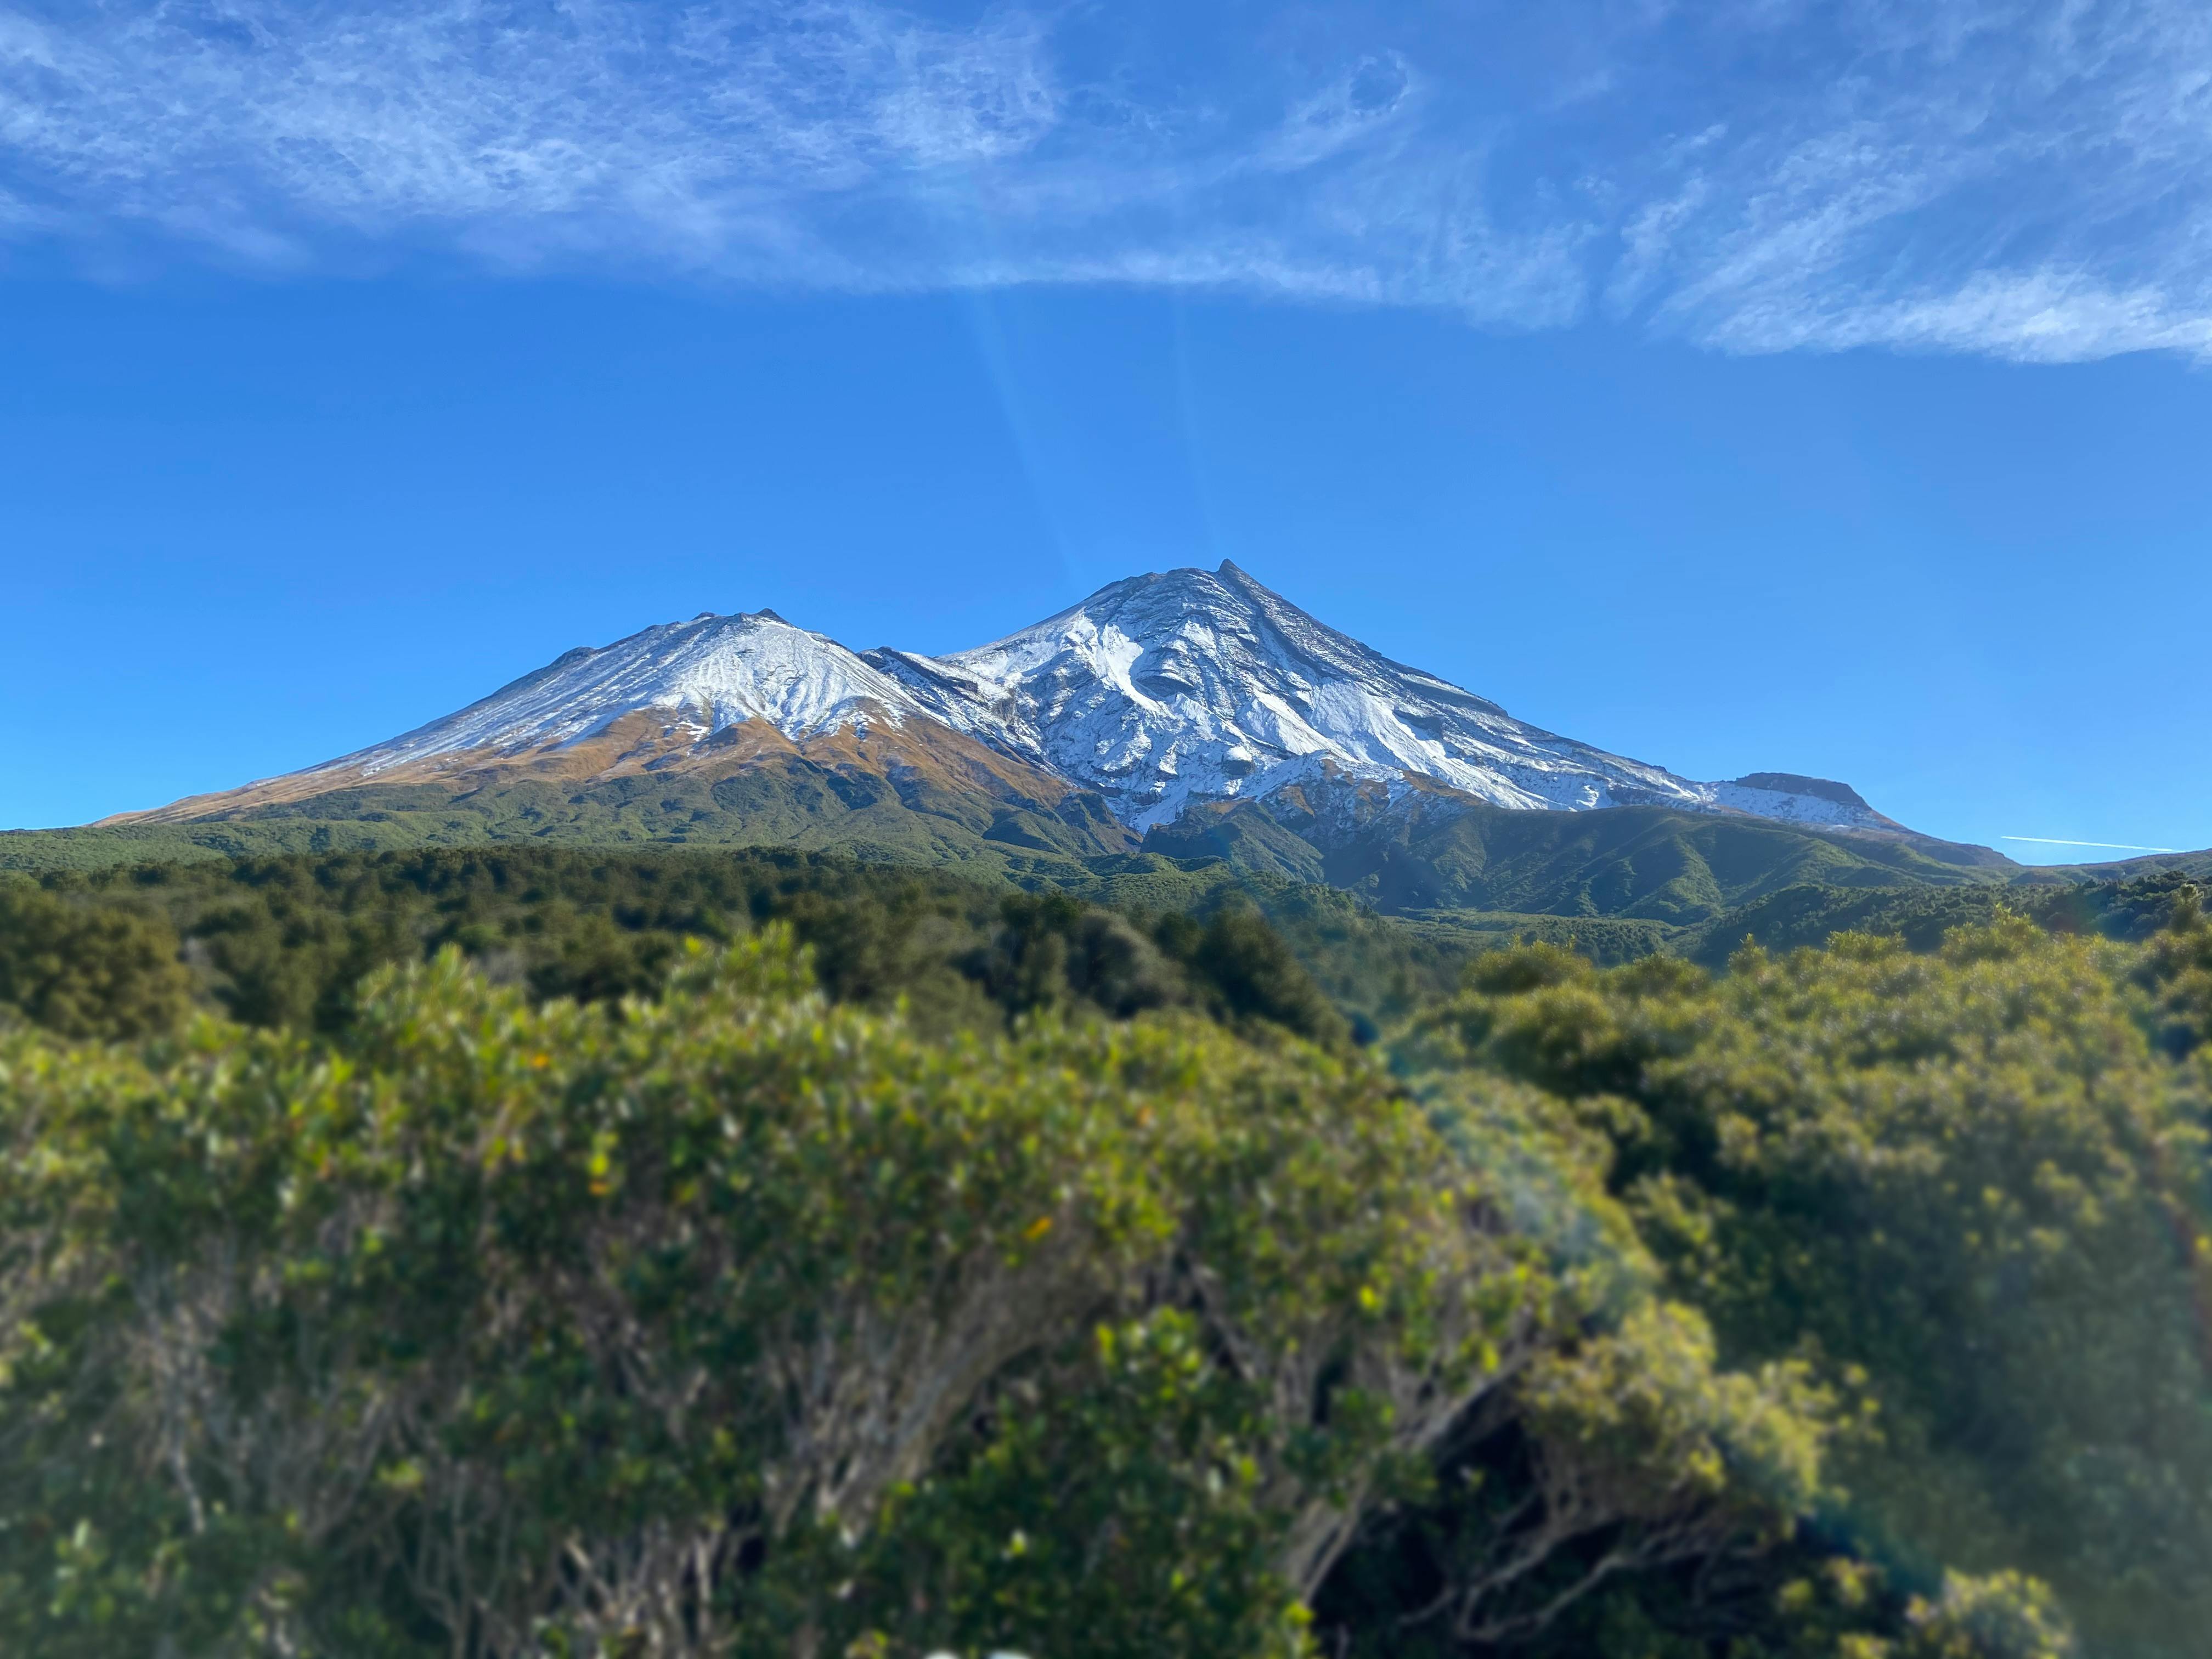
xmin=0 ymin=848 xmax=2206 ymax=1657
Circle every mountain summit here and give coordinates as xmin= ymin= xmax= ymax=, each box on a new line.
xmin=115 ymin=561 xmax=1947 ymax=865
xmin=868 ymin=561 xmax=1866 ymax=832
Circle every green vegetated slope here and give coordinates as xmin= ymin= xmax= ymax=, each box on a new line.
xmin=1148 ymin=794 xmax=2005 ymax=923
xmin=2 ymin=873 xmax=2206 ymax=1656
xmin=1 ymin=760 xmax=1134 ymax=883
xmin=2053 ymin=847 xmax=2212 ymax=886
xmin=6 ymin=773 xmax=2022 ymax=960
xmin=1138 ymin=793 xmax=2212 ymax=968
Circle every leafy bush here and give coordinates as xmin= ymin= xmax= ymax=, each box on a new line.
xmin=0 ymin=931 xmax=1682 ymax=1656
xmin=1423 ymin=896 xmax=2211 ymax=1658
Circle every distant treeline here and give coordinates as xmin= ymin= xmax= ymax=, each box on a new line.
xmin=0 ymin=845 xmax=1493 ymax=1049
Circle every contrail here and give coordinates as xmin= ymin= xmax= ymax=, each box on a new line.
xmin=2002 ymin=836 xmax=2179 ymax=854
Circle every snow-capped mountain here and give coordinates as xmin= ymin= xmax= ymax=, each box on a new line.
xmin=866 ymin=561 xmax=1864 ymax=832
xmin=116 ymin=561 xmax=1910 ymax=844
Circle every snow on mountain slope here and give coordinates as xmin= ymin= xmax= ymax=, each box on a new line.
xmin=115 ymin=561 xmax=1914 ymax=845
xmin=335 ymin=610 xmax=956 ymax=778
xmin=870 ymin=562 xmax=1884 ymax=833
xmin=1709 ymin=774 xmax=1903 ymax=831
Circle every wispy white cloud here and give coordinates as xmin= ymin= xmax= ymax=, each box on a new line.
xmin=2003 ymin=835 xmax=2180 ymax=851
xmin=3 ymin=0 xmax=2211 ymax=360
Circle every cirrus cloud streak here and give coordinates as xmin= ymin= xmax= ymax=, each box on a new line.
xmin=4 ymin=0 xmax=2211 ymax=361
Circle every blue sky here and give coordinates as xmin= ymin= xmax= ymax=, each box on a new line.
xmin=2 ymin=0 xmax=2208 ymax=859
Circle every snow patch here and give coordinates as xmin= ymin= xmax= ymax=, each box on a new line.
xmin=327 ymin=612 xmax=949 ymax=780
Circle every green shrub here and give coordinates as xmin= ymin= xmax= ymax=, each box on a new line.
xmin=0 ymin=932 xmax=1632 ymax=1656
xmin=1423 ymin=905 xmax=2210 ymax=1658
xmin=8 ymin=890 xmax=2180 ymax=1657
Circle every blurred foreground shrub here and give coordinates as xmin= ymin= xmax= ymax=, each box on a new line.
xmin=12 ymin=893 xmax=2193 ymax=1656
